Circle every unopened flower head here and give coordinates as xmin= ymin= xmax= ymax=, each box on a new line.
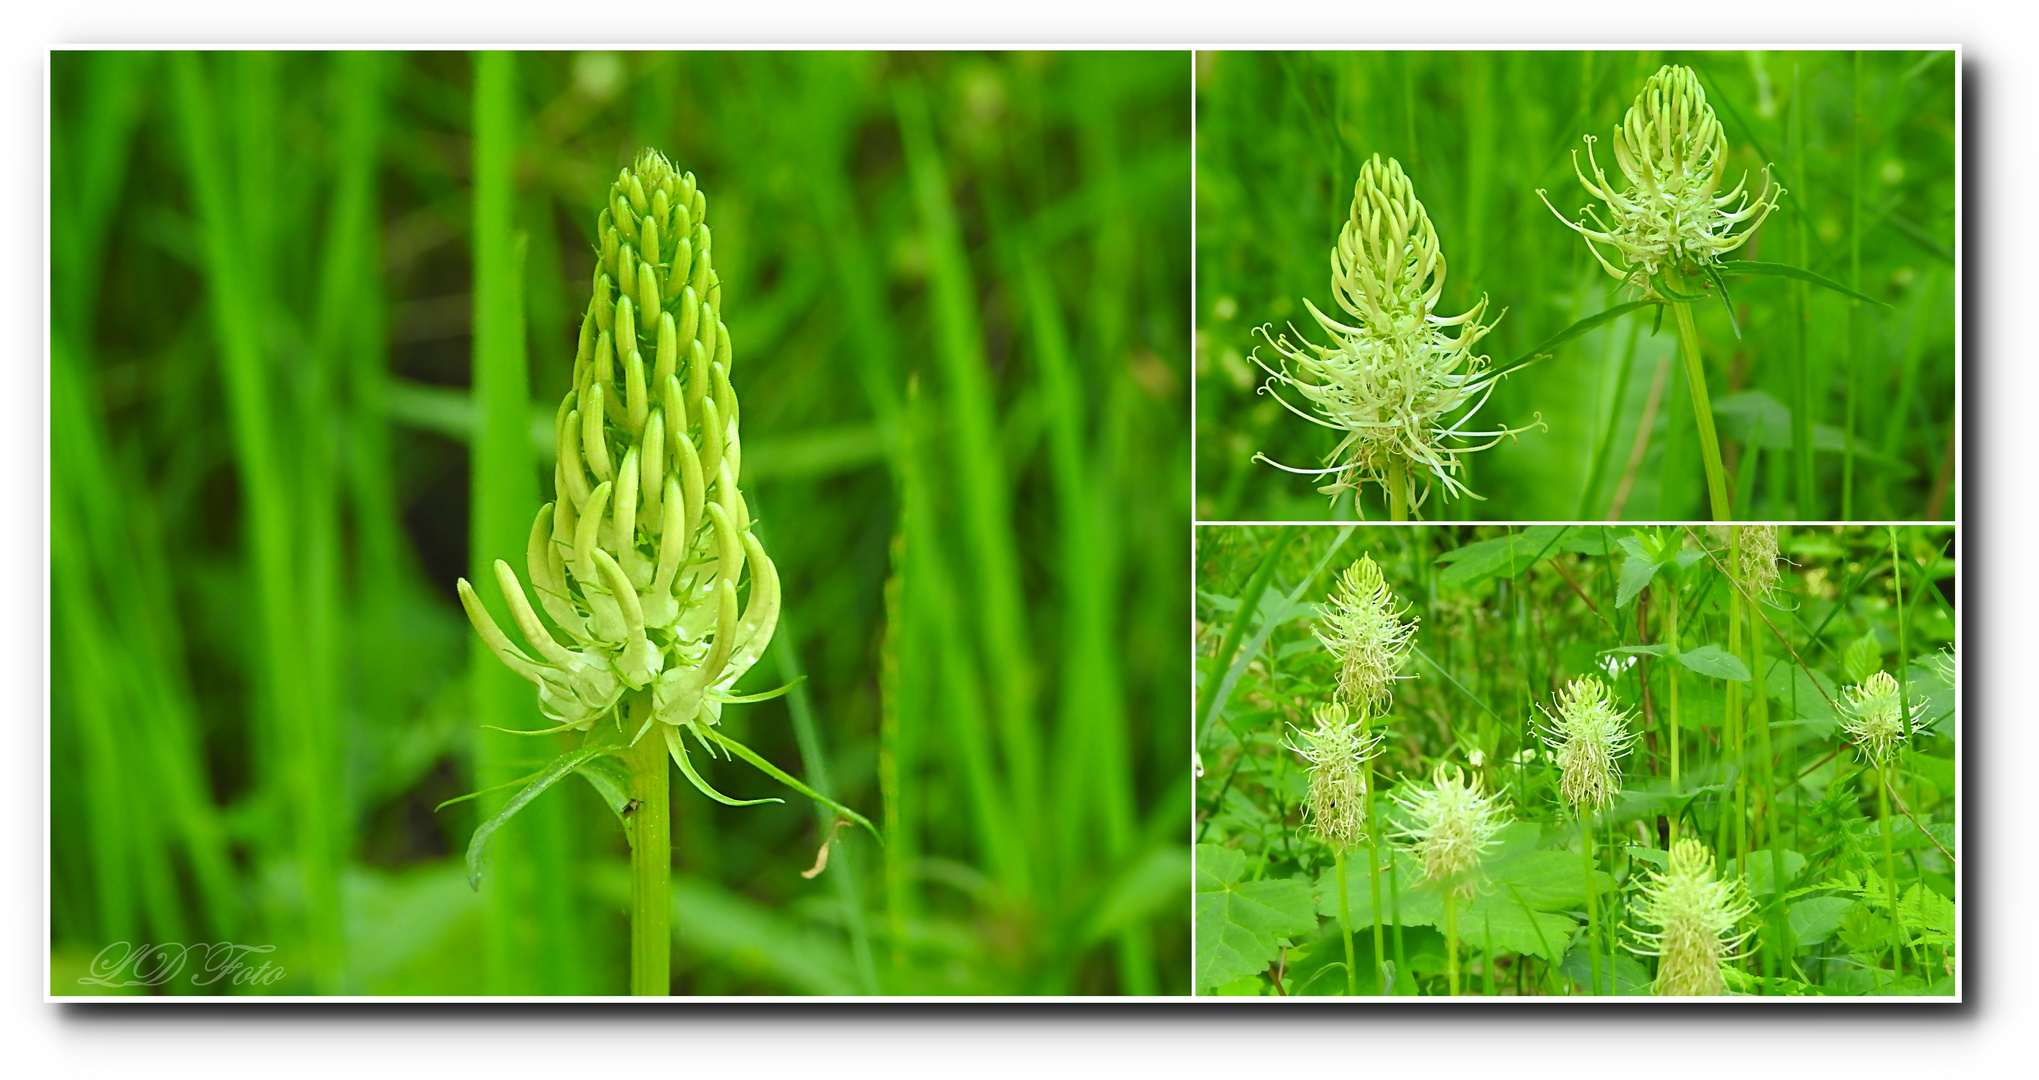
xmin=1392 ymin=763 xmax=1510 ymax=898
xmin=1736 ymin=525 xmax=1781 ymax=602
xmin=458 ymin=150 xmax=779 ymax=759
xmin=1286 ymin=701 xmax=1383 ymax=852
xmin=1630 ymin=838 xmax=1756 ymax=996
xmin=1314 ymin=554 xmax=1418 ymax=714
xmin=1253 ymin=154 xmax=1537 ymax=510
xmin=1842 ymin=670 xmax=1921 ymax=765
xmin=1536 ymin=675 xmax=1638 ymax=813
xmin=1540 ymin=65 xmax=1783 ymax=290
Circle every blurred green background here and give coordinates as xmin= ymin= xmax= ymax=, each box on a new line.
xmin=51 ymin=49 xmax=1189 ymax=995
xmin=1196 ymin=50 xmax=1956 ymax=522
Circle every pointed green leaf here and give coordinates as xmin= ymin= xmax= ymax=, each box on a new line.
xmin=466 ymin=745 xmax=610 ymax=890
xmin=1715 ymin=259 xmax=1890 ymax=306
xmin=702 ymin=727 xmax=879 ymax=841
xmin=1617 ymin=550 xmax=1661 ymax=608
xmin=1677 ymin=644 xmax=1752 ymax=682
xmin=1497 ymin=300 xmax=1658 ymax=376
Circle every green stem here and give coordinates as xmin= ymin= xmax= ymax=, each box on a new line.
xmin=1878 ymin=763 xmax=1900 ymax=982
xmin=1664 ymin=576 xmax=1682 ymax=829
xmin=1388 ymin=458 xmax=1409 ymax=522
xmin=1582 ymin=810 xmax=1600 ymax=996
xmin=1445 ymin=889 xmax=1460 ymax=997
xmin=626 ymin=722 xmax=671 ymax=996
xmin=1664 ymin=269 xmax=1731 ymax=521
xmin=1336 ymin=847 xmax=1357 ymax=997
xmin=1367 ymin=762 xmax=1386 ymax=994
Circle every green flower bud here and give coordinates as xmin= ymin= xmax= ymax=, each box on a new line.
xmin=1630 ymin=838 xmax=1756 ymax=996
xmin=1842 ymin=669 xmax=1920 ymax=765
xmin=459 ymin=149 xmax=778 ymax=747
xmin=1286 ymin=701 xmax=1382 ymax=852
xmin=1392 ymin=762 xmax=1509 ymax=899
xmin=1536 ymin=674 xmax=1638 ymax=813
xmin=1313 ymin=553 xmax=1416 ymax=715
xmin=1253 ymin=154 xmax=1537 ymax=509
xmin=1540 ymin=65 xmax=1784 ymax=290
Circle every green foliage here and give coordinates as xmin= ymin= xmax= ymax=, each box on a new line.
xmin=1196 ymin=523 xmax=1956 ymax=995
xmin=51 ymin=50 xmax=1189 ymax=996
xmin=1197 ymin=50 xmax=1956 ymax=521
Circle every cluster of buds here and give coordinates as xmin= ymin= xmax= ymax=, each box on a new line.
xmin=1314 ymin=554 xmax=1417 ymax=714
xmin=1540 ymin=65 xmax=1783 ymax=290
xmin=1391 ymin=763 xmax=1510 ymax=898
xmin=1536 ymin=675 xmax=1638 ymax=814
xmin=1842 ymin=670 xmax=1922 ymax=766
xmin=1286 ymin=702 xmax=1382 ymax=852
xmin=1630 ymin=838 xmax=1756 ymax=996
xmin=1253 ymin=154 xmax=1534 ymax=509
xmin=459 ymin=149 xmax=779 ymax=760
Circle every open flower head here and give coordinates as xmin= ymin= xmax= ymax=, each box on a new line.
xmin=1392 ymin=763 xmax=1509 ymax=898
xmin=1536 ymin=675 xmax=1638 ymax=813
xmin=1286 ymin=701 xmax=1383 ymax=852
xmin=1253 ymin=154 xmax=1536 ymax=510
xmin=1540 ymin=65 xmax=1783 ymax=290
xmin=1314 ymin=554 xmax=1417 ymax=714
xmin=1842 ymin=670 xmax=1922 ymax=765
xmin=1630 ymin=838 xmax=1756 ymax=996
xmin=457 ymin=150 xmax=779 ymax=766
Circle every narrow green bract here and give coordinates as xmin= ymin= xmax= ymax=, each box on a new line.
xmin=458 ymin=149 xmax=779 ymax=765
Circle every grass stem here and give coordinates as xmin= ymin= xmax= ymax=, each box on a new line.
xmin=1335 ymin=847 xmax=1357 ymax=996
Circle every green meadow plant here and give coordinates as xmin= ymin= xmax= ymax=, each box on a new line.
xmin=1196 ymin=524 xmax=1956 ymax=997
xmin=458 ymin=149 xmax=871 ymax=995
xmin=1251 ymin=155 xmax=1535 ymax=519
xmin=1197 ymin=51 xmax=1953 ymax=522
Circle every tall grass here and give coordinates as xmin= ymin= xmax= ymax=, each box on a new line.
xmin=51 ymin=50 xmax=1188 ymax=995
xmin=1196 ymin=50 xmax=1956 ymax=522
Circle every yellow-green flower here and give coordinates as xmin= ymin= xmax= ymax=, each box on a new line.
xmin=1842 ymin=670 xmax=1920 ymax=765
xmin=1536 ymin=675 xmax=1637 ymax=813
xmin=458 ymin=149 xmax=778 ymax=762
xmin=1287 ymin=701 xmax=1382 ymax=852
xmin=1540 ymin=65 xmax=1783 ymax=291
xmin=1630 ymin=838 xmax=1756 ymax=996
xmin=1314 ymin=554 xmax=1417 ymax=714
xmin=1391 ymin=762 xmax=1509 ymax=898
xmin=1736 ymin=524 xmax=1781 ymax=602
xmin=1253 ymin=154 xmax=1534 ymax=510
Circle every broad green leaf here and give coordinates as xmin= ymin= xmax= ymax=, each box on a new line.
xmin=1617 ymin=551 xmax=1660 ymax=608
xmin=1604 ymin=644 xmax=1672 ymax=657
xmin=1760 ymin=656 xmax=1843 ymax=736
xmin=1726 ymin=849 xmax=1807 ymax=896
xmin=1460 ymin=888 xmax=1578 ymax=962
xmin=1486 ymin=849 xmax=1615 ymax=911
xmin=1434 ymin=526 xmax=1571 ymax=588
xmin=1677 ymin=643 xmax=1752 ymax=682
xmin=1196 ymin=844 xmax=1319 ymax=990
xmin=466 ymin=745 xmax=610 ymax=890
xmin=1898 ymin=883 xmax=1954 ymax=947
xmin=1560 ymin=942 xmax=1651 ymax=995
xmin=1788 ymin=895 xmax=1856 ymax=947
xmin=1315 ymin=846 xmax=1444 ymax=928
xmin=1716 ymin=259 xmax=1890 ymax=306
